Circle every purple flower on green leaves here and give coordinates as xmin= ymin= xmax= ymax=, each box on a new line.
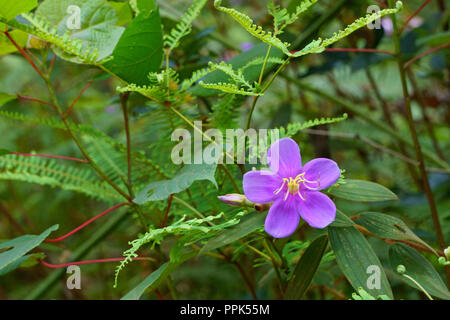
xmin=243 ymin=138 xmax=340 ymax=238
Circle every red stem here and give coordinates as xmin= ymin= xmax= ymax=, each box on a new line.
xmin=40 ymin=257 xmax=149 ymax=268
xmin=3 ymin=31 xmax=45 ymax=78
xmin=11 ymin=152 xmax=89 ymax=163
xmin=324 ymin=48 xmax=394 ymax=55
xmin=375 ymin=0 xmax=388 ymax=9
xmin=400 ymin=0 xmax=431 ymax=33
xmin=64 ymin=81 xmax=92 ymax=119
xmin=161 ymin=194 xmax=174 ymax=227
xmin=17 ymin=94 xmax=58 ymax=110
xmin=45 ymin=203 xmax=129 ymax=242
xmin=404 ymin=42 xmax=450 ymax=69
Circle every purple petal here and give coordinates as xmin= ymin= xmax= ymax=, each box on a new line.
xmin=267 ymin=138 xmax=302 ymax=178
xmin=265 ymin=197 xmax=300 ymax=238
xmin=302 ymin=158 xmax=340 ymax=190
xmin=243 ymin=170 xmax=282 ymax=203
xmin=298 ymin=191 xmax=336 ymax=229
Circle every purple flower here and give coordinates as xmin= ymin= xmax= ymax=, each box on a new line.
xmin=243 ymin=138 xmax=340 ymax=238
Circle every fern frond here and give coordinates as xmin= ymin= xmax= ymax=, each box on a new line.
xmin=239 ymin=56 xmax=285 ymax=72
xmin=164 ymin=0 xmax=208 ymax=51
xmin=214 ymin=0 xmax=291 ymax=55
xmin=268 ymin=0 xmax=318 ymax=33
xmin=0 ymin=155 xmax=119 ymax=200
xmin=114 ymin=212 xmax=245 ymax=286
xmin=116 ymin=83 xmax=166 ymax=102
xmin=199 ymin=81 xmax=262 ymax=96
xmin=210 ymin=94 xmax=246 ymax=131
xmin=181 ymin=66 xmax=216 ymax=91
xmin=273 ymin=113 xmax=348 ymax=138
xmin=21 ymin=13 xmax=101 ymax=64
xmin=291 ymin=1 xmax=403 ymax=57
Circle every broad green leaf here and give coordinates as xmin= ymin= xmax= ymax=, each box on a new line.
xmin=389 ymin=243 xmax=450 ymax=300
xmin=355 ymin=212 xmax=437 ymax=255
xmin=284 ymin=235 xmax=328 ymax=300
xmin=129 ymin=0 xmax=157 ymax=15
xmin=190 ymin=43 xmax=285 ymax=97
xmin=109 ymin=1 xmax=133 ymax=25
xmin=329 ymin=226 xmax=393 ymax=298
xmin=121 ymin=250 xmax=196 ymax=300
xmin=35 ymin=0 xmax=124 ymax=62
xmin=0 ymin=225 xmax=58 ymax=272
xmin=103 ymin=8 xmax=163 ymax=85
xmin=0 ymin=92 xmax=17 ymax=106
xmin=0 ymin=253 xmax=45 ymax=276
xmin=134 ymin=163 xmax=217 ymax=204
xmin=200 ymin=212 xmax=265 ymax=254
xmin=328 ymin=179 xmax=398 ymax=202
xmin=0 ymin=0 xmax=37 ymax=20
xmin=329 ymin=209 xmax=355 ymax=227
xmin=0 ymin=31 xmax=28 ymax=56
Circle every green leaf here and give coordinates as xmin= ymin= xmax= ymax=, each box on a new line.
xmin=0 ymin=92 xmax=17 ymax=106
xmin=0 ymin=149 xmax=10 ymax=156
xmin=104 ymin=8 xmax=163 ymax=85
xmin=200 ymin=212 xmax=265 ymax=254
xmin=328 ymin=179 xmax=398 ymax=202
xmin=0 ymin=0 xmax=37 ymax=20
xmin=129 ymin=0 xmax=157 ymax=15
xmin=284 ymin=235 xmax=328 ymax=300
xmin=329 ymin=209 xmax=355 ymax=227
xmin=355 ymin=212 xmax=437 ymax=255
xmin=190 ymin=43 xmax=284 ymax=97
xmin=329 ymin=226 xmax=393 ymax=298
xmin=134 ymin=163 xmax=217 ymax=204
xmin=35 ymin=0 xmax=124 ymax=62
xmin=121 ymin=250 xmax=196 ymax=300
xmin=109 ymin=1 xmax=133 ymax=25
xmin=389 ymin=243 xmax=450 ymax=300
xmin=0 ymin=225 xmax=58 ymax=272
xmin=0 ymin=253 xmax=45 ymax=276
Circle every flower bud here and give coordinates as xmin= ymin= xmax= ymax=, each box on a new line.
xmin=444 ymin=247 xmax=450 ymax=261
xmin=396 ymin=264 xmax=406 ymax=275
xmin=217 ymin=194 xmax=247 ymax=206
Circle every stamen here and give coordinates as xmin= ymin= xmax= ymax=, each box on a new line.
xmin=273 ymin=179 xmax=287 ymax=195
xmin=297 ymin=190 xmax=305 ymax=200
xmin=303 ymin=181 xmax=320 ymax=191
xmin=284 ymin=189 xmax=290 ymax=201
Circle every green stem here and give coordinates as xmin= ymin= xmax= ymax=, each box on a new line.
xmin=402 ymin=274 xmax=433 ymax=300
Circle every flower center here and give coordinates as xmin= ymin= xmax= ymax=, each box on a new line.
xmin=273 ymin=172 xmax=321 ymax=201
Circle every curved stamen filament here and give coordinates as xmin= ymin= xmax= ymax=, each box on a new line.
xmin=273 ymin=179 xmax=287 ymax=195
xmin=297 ymin=190 xmax=305 ymax=200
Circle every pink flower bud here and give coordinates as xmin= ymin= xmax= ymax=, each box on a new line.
xmin=217 ymin=194 xmax=246 ymax=206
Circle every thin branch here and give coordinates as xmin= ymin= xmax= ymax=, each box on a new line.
xmin=120 ymin=92 xmax=132 ymax=186
xmin=63 ymin=80 xmax=92 ymax=119
xmin=17 ymin=94 xmax=58 ymax=111
xmin=400 ymin=0 xmax=431 ymax=33
xmin=404 ymin=42 xmax=450 ymax=69
xmin=45 ymin=203 xmax=129 ymax=242
xmin=11 ymin=152 xmax=89 ymax=163
xmin=3 ymin=31 xmax=45 ymax=78
xmin=161 ymin=194 xmax=174 ymax=228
